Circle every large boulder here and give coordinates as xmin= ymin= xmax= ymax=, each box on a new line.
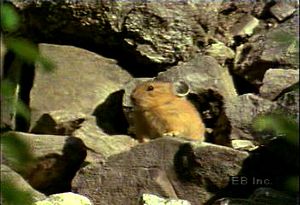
xmin=30 ymin=43 xmax=132 ymax=127
xmin=1 ymin=131 xmax=87 ymax=195
xmin=73 ymin=138 xmax=249 ymax=205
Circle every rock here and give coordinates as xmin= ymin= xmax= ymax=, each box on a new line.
xmin=224 ymin=94 xmax=276 ymax=141
xmin=1 ymin=164 xmax=46 ymax=202
xmin=233 ymin=12 xmax=298 ymax=86
xmin=174 ymin=141 xmax=249 ymax=189
xmin=270 ymin=2 xmax=296 ymax=22
xmin=156 ymin=55 xmax=237 ymax=101
xmin=1 ymin=131 xmax=87 ymax=195
xmin=30 ymin=43 xmax=132 ymax=127
xmin=276 ymin=86 xmax=299 ymax=122
xmin=31 ymin=110 xmax=86 ymax=135
xmin=122 ymin=3 xmax=207 ymax=64
xmin=229 ymin=14 xmax=259 ymax=37
xmin=34 ymin=192 xmax=92 ymax=205
xmin=215 ymin=1 xmax=266 ymax=44
xmin=0 ymin=80 xmax=18 ymax=131
xmin=73 ymin=138 xmax=249 ymax=205
xmin=205 ymin=40 xmax=235 ymax=65
xmin=72 ymin=116 xmax=138 ymax=160
xmin=11 ymin=1 xmax=213 ymax=70
xmin=259 ymin=69 xmax=299 ymax=100
xmin=213 ymin=187 xmax=298 ymax=205
xmin=140 ymin=193 xmax=191 ymax=205
xmin=231 ymin=139 xmax=258 ymax=151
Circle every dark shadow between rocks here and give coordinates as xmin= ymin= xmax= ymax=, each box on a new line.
xmin=93 ymin=90 xmax=129 ymax=135
xmin=20 ymin=2 xmax=169 ymax=78
xmin=25 ymin=137 xmax=87 ymax=195
xmin=205 ymin=138 xmax=299 ymax=204
xmin=188 ymin=90 xmax=232 ymax=146
xmin=2 ymin=50 xmax=35 ymax=132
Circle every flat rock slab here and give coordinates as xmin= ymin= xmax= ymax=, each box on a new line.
xmin=30 ymin=43 xmax=132 ymax=126
xmin=259 ymin=68 xmax=299 ymax=101
xmin=73 ymin=138 xmax=248 ymax=205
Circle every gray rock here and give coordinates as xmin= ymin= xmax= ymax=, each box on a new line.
xmin=30 ymin=44 xmax=132 ymax=126
xmin=122 ymin=3 xmax=206 ymax=64
xmin=11 ymin=1 xmax=214 ymax=67
xmin=156 ymin=55 xmax=237 ymax=101
xmin=33 ymin=192 xmax=93 ymax=205
xmin=140 ymin=193 xmax=191 ymax=205
xmin=72 ymin=116 xmax=138 ymax=160
xmin=224 ymin=94 xmax=276 ymax=141
xmin=213 ymin=187 xmax=297 ymax=205
xmin=0 ymin=82 xmax=18 ymax=130
xmin=233 ymin=12 xmax=298 ymax=86
xmin=230 ymin=14 xmax=259 ymax=37
xmin=259 ymin=69 xmax=299 ymax=100
xmin=1 ymin=164 xmax=46 ymax=202
xmin=73 ymin=138 xmax=248 ymax=205
xmin=1 ymin=131 xmax=87 ymax=195
xmin=215 ymin=1 xmax=266 ymax=44
xmin=231 ymin=139 xmax=258 ymax=151
xmin=31 ymin=110 xmax=86 ymax=135
xmin=205 ymin=40 xmax=235 ymax=65
xmin=276 ymin=86 xmax=299 ymax=122
xmin=270 ymin=2 xmax=296 ymax=22
xmin=175 ymin=141 xmax=249 ymax=189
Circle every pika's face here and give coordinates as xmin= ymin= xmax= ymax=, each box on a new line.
xmin=130 ymin=81 xmax=176 ymax=110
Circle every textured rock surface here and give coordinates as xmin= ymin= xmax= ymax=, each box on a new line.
xmin=213 ymin=187 xmax=298 ymax=205
xmin=30 ymin=44 xmax=132 ymax=126
xmin=1 ymin=132 xmax=87 ymax=195
xmin=276 ymin=87 xmax=299 ymax=122
xmin=233 ymin=12 xmax=299 ymax=86
xmin=72 ymin=116 xmax=138 ymax=160
xmin=224 ymin=94 xmax=276 ymax=141
xmin=270 ymin=2 xmax=296 ymax=22
xmin=2 ymin=1 xmax=299 ymax=204
xmin=34 ymin=192 xmax=92 ymax=205
xmin=259 ymin=68 xmax=299 ymax=100
xmin=1 ymin=164 xmax=46 ymax=202
xmin=73 ymin=138 xmax=248 ymax=205
xmin=156 ymin=55 xmax=237 ymax=101
xmin=31 ymin=110 xmax=86 ymax=135
xmin=140 ymin=193 xmax=191 ymax=205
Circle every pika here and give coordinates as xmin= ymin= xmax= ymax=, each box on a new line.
xmin=130 ymin=81 xmax=205 ymax=142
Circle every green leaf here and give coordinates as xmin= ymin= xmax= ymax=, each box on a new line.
xmin=16 ymin=100 xmax=31 ymax=122
xmin=253 ymin=114 xmax=299 ymax=146
xmin=1 ymin=132 xmax=34 ymax=169
xmin=5 ymin=38 xmax=55 ymax=72
xmin=0 ymin=79 xmax=16 ymax=98
xmin=5 ymin=38 xmax=40 ymax=64
xmin=1 ymin=180 xmax=34 ymax=205
xmin=1 ymin=4 xmax=20 ymax=32
xmin=285 ymin=176 xmax=299 ymax=193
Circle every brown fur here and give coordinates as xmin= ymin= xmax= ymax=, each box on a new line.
xmin=130 ymin=81 xmax=205 ymax=142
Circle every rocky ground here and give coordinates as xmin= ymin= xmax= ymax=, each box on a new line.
xmin=1 ymin=0 xmax=299 ymax=205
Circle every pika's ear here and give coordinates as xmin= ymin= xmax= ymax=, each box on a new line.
xmin=172 ymin=81 xmax=190 ymax=97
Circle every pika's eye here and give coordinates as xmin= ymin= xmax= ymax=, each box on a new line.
xmin=146 ymin=85 xmax=154 ymax=91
